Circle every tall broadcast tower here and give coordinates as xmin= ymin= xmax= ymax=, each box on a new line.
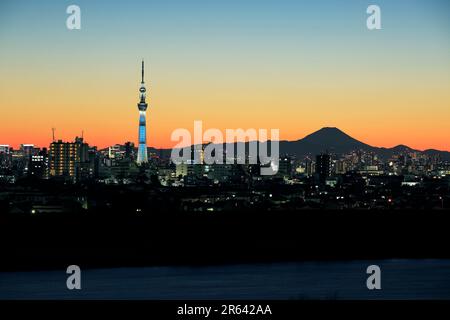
xmin=136 ymin=60 xmax=149 ymax=164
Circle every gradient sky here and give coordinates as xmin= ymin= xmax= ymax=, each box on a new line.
xmin=1 ymin=0 xmax=449 ymax=150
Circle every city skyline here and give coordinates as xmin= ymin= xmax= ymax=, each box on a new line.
xmin=2 ymin=124 xmax=450 ymax=154
xmin=1 ymin=0 xmax=450 ymax=151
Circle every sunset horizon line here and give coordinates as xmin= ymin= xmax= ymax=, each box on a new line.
xmin=3 ymin=126 xmax=450 ymax=153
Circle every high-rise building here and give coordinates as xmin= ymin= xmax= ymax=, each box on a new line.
xmin=49 ymin=137 xmax=89 ymax=180
xmin=0 ymin=145 xmax=12 ymax=171
xmin=305 ymin=158 xmax=315 ymax=177
xmin=20 ymin=144 xmax=36 ymax=157
xmin=124 ymin=141 xmax=135 ymax=160
xmin=29 ymin=148 xmax=49 ymax=178
xmin=136 ymin=60 xmax=149 ymax=165
xmin=0 ymin=145 xmax=10 ymax=154
xmin=335 ymin=159 xmax=348 ymax=174
xmin=278 ymin=156 xmax=292 ymax=179
xmin=316 ymin=154 xmax=332 ymax=183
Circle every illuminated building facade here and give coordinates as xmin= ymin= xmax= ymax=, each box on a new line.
xmin=49 ymin=137 xmax=88 ymax=180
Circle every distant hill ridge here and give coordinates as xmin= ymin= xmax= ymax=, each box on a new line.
xmin=140 ymin=127 xmax=450 ymax=161
xmin=278 ymin=127 xmax=450 ymax=160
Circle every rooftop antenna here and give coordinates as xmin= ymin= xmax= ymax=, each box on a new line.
xmin=52 ymin=128 xmax=56 ymax=142
xmin=81 ymin=130 xmax=84 ymax=140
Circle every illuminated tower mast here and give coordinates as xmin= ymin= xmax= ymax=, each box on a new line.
xmin=136 ymin=60 xmax=149 ymax=164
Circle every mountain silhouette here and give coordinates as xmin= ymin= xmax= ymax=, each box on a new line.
xmin=278 ymin=127 xmax=450 ymax=160
xmin=279 ymin=127 xmax=371 ymax=157
xmin=147 ymin=127 xmax=450 ymax=161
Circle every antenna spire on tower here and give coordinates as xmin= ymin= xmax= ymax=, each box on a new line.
xmin=141 ymin=59 xmax=144 ymax=83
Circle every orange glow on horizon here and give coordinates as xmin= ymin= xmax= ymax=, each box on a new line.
xmin=1 ymin=62 xmax=449 ymax=152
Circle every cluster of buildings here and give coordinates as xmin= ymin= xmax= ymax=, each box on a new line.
xmin=1 ymin=140 xmax=449 ymax=187
xmin=293 ymin=149 xmax=450 ymax=187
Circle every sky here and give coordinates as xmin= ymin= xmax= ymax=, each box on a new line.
xmin=1 ymin=0 xmax=449 ymax=151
